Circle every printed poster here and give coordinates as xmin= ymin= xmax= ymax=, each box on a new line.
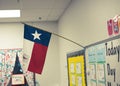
xmin=12 ymin=74 xmax=24 ymax=85
xmin=89 ymin=64 xmax=96 ymax=80
xmin=70 ymin=63 xmax=75 ymax=73
xmin=88 ymin=47 xmax=96 ymax=63
xmin=96 ymin=44 xmax=105 ymax=62
xmin=86 ymin=43 xmax=106 ymax=86
xmin=77 ymin=76 xmax=82 ymax=86
xmin=97 ymin=64 xmax=105 ymax=81
xmin=76 ymin=62 xmax=81 ymax=74
xmin=71 ymin=75 xmax=75 ymax=85
xmin=90 ymin=81 xmax=96 ymax=86
xmin=97 ymin=83 xmax=105 ymax=86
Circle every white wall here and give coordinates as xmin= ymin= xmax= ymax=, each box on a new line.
xmin=0 ymin=23 xmax=23 ymax=49
xmin=0 ymin=22 xmax=60 ymax=86
xmin=58 ymin=0 xmax=120 ymax=86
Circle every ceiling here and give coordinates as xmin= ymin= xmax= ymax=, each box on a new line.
xmin=0 ymin=0 xmax=72 ymax=22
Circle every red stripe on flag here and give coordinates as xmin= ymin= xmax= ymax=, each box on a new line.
xmin=28 ymin=43 xmax=48 ymax=74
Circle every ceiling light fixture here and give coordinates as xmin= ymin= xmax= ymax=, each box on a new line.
xmin=0 ymin=10 xmax=20 ymax=18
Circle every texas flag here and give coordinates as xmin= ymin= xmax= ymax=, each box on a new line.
xmin=23 ymin=24 xmax=51 ymax=74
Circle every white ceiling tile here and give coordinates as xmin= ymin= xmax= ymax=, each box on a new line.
xmin=0 ymin=18 xmax=21 ymax=23
xmin=21 ymin=9 xmax=51 ymax=21
xmin=52 ymin=0 xmax=71 ymax=9
xmin=0 ymin=0 xmax=21 ymax=9
xmin=21 ymin=16 xmax=48 ymax=22
xmin=49 ymin=8 xmax=64 ymax=17
xmin=21 ymin=9 xmax=50 ymax=16
xmin=47 ymin=16 xmax=59 ymax=21
xmin=21 ymin=0 xmax=55 ymax=9
xmin=0 ymin=0 xmax=72 ymax=22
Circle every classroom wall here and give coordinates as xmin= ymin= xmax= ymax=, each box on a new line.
xmin=0 ymin=23 xmax=23 ymax=49
xmin=0 ymin=22 xmax=60 ymax=86
xmin=1 ymin=0 xmax=120 ymax=86
xmin=58 ymin=0 xmax=120 ymax=86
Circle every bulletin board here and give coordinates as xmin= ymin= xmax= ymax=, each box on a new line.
xmin=85 ymin=35 xmax=120 ymax=86
xmin=67 ymin=50 xmax=86 ymax=86
xmin=0 ymin=49 xmax=35 ymax=86
xmin=0 ymin=49 xmax=22 ymax=86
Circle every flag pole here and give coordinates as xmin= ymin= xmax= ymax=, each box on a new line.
xmin=21 ymin=22 xmax=85 ymax=49
xmin=52 ymin=32 xmax=85 ymax=48
xmin=34 ymin=73 xmax=36 ymax=86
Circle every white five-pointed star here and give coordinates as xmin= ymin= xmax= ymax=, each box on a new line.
xmin=32 ymin=30 xmax=41 ymax=40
